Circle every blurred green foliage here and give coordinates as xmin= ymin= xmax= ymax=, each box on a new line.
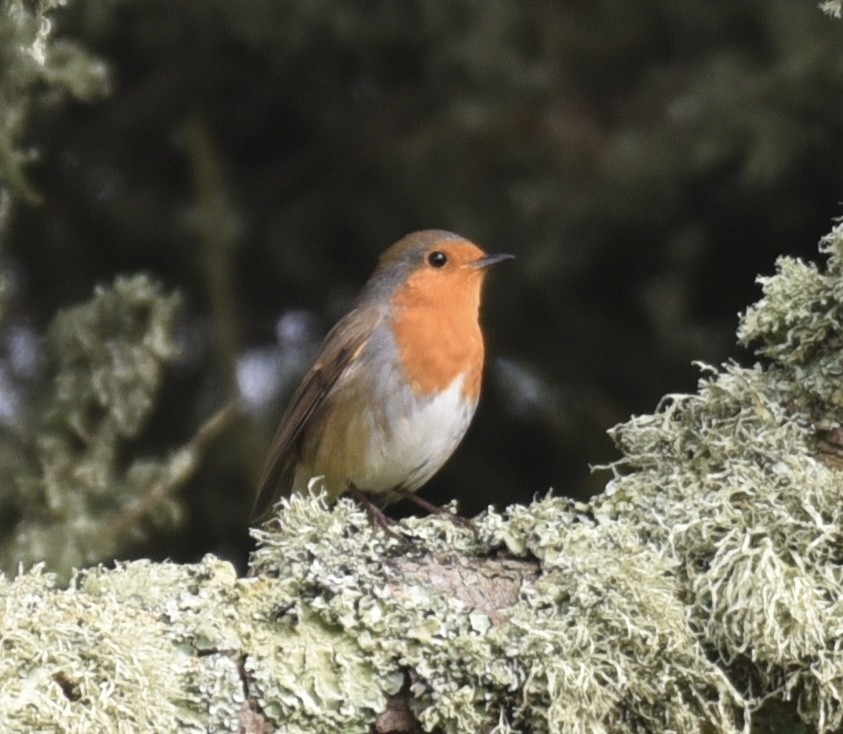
xmin=0 ymin=275 xmax=183 ymax=579
xmin=0 ymin=0 xmax=107 ymax=203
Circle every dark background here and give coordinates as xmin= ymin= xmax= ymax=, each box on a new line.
xmin=6 ymin=0 xmax=843 ymax=568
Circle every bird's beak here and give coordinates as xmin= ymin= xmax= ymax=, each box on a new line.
xmin=468 ymin=252 xmax=515 ymax=270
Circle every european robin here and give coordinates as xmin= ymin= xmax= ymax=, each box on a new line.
xmin=252 ymin=230 xmax=513 ymax=522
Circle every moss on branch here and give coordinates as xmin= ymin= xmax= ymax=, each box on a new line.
xmin=5 ymin=221 xmax=843 ymax=731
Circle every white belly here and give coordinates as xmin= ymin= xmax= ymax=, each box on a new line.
xmin=355 ymin=373 xmax=476 ymax=493
xmin=294 ymin=371 xmax=478 ymax=498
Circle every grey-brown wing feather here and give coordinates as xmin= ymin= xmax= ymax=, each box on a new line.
xmin=251 ymin=307 xmax=381 ymax=520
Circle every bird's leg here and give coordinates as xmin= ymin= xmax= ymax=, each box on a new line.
xmin=348 ymin=484 xmax=393 ymax=526
xmin=392 ymin=488 xmax=476 ymax=530
xmin=348 ymin=485 xmax=411 ymax=544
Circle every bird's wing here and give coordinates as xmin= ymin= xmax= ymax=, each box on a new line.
xmin=251 ymin=306 xmax=382 ymax=521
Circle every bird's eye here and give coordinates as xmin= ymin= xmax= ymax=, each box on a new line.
xmin=428 ymin=251 xmax=448 ymax=268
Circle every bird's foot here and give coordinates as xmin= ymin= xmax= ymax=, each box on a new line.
xmin=349 ymin=485 xmax=412 ymax=545
xmin=393 ymin=488 xmax=477 ymax=533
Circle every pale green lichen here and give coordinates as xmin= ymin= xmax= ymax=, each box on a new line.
xmin=592 ymin=223 xmax=843 ymax=732
xmin=0 ymin=562 xmax=197 ymax=732
xmin=248 ymin=495 xmax=410 ymax=732
xmin=43 ymin=274 xmax=180 ymax=441
xmin=2 ymin=275 xmax=184 ymax=579
xmin=819 ymin=0 xmax=842 ymax=18
xmin=0 ymin=0 xmax=109 ymax=201
xmin=595 ymin=365 xmax=843 ymax=731
xmin=491 ymin=503 xmax=744 ymax=734
xmin=738 ymin=221 xmax=843 ymax=364
xmin=738 ymin=221 xmax=843 ymax=417
xmin=250 ymin=494 xmax=746 ymax=734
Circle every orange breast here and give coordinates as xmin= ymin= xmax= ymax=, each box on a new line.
xmin=390 ymin=267 xmax=485 ymax=400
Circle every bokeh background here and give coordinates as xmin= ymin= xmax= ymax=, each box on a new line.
xmin=3 ymin=0 xmax=843 ymax=571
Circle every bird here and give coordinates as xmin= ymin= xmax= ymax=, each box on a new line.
xmin=252 ymin=229 xmax=513 ymax=523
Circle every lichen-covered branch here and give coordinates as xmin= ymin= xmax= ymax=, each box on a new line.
xmin=0 ymin=276 xmax=234 ymax=580
xmin=4 ymin=219 xmax=843 ymax=733
xmin=0 ymin=0 xmax=109 ymax=204
xmin=820 ymin=1 xmax=842 ymax=19
xmin=0 ymin=496 xmax=747 ymax=734
xmin=594 ymin=220 xmax=843 ymax=733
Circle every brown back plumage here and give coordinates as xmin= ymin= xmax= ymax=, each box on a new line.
xmin=251 ymin=306 xmax=382 ymax=520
